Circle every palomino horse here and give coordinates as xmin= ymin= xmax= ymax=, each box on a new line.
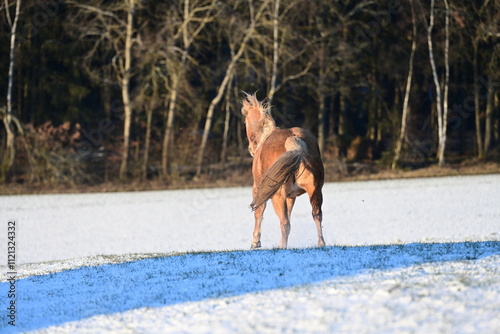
xmin=241 ymin=92 xmax=326 ymax=249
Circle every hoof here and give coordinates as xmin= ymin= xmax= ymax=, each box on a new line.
xmin=251 ymin=241 xmax=261 ymax=249
xmin=318 ymin=238 xmax=326 ymax=247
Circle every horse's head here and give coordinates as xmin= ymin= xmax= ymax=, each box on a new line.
xmin=241 ymin=92 xmax=276 ymax=156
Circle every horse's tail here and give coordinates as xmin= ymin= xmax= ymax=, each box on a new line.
xmin=251 ymin=136 xmax=307 ymax=211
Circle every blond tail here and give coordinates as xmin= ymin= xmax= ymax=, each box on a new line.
xmin=250 ymin=137 xmax=306 ymax=210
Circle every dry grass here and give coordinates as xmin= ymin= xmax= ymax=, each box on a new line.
xmin=1 ymin=159 xmax=499 ymax=196
xmin=324 ymin=160 xmax=500 ymax=182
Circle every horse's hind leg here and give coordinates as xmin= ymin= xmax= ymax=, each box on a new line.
xmin=251 ymin=202 xmax=266 ymax=249
xmin=298 ymin=171 xmax=326 ymax=247
xmin=271 ymin=191 xmax=290 ymax=249
xmin=286 ymin=197 xmax=296 ymax=221
xmin=309 ymin=187 xmax=326 ymax=247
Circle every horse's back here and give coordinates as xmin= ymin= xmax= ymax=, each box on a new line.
xmin=260 ymin=127 xmax=319 ymax=154
xmin=290 ymin=127 xmax=322 ymax=156
xmin=253 ymin=127 xmax=324 ymax=184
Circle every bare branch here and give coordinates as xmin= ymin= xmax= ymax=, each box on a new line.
xmin=67 ymin=1 xmax=126 ymax=26
xmin=274 ymin=57 xmax=315 ymax=93
xmin=3 ymin=0 xmax=12 ymax=28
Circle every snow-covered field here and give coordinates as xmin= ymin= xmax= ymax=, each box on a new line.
xmin=1 ymin=174 xmax=499 ymax=333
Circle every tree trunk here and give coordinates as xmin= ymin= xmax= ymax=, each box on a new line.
xmin=317 ymin=88 xmax=326 ymax=155
xmin=427 ymin=0 xmax=445 ymax=167
xmin=473 ymin=43 xmax=484 ymax=158
xmin=268 ymin=0 xmax=280 ymax=104
xmin=221 ymin=41 xmax=238 ymax=164
xmin=220 ymin=77 xmax=233 ymax=164
xmin=484 ymin=75 xmax=493 ymax=155
xmin=142 ymin=106 xmax=153 ymax=180
xmin=162 ymin=75 xmax=179 ymax=178
xmin=440 ymin=0 xmax=450 ymax=166
xmin=142 ymin=66 xmax=157 ymax=181
xmin=195 ymin=0 xmax=270 ymax=177
xmin=161 ymin=0 xmax=192 ymax=179
xmin=367 ymin=62 xmax=377 ymax=143
xmin=494 ymin=91 xmax=499 ymax=145
xmin=196 ymin=68 xmax=235 ymax=177
xmin=338 ymin=86 xmax=347 ymax=136
xmin=119 ymin=0 xmax=135 ymax=179
xmin=1 ymin=0 xmax=21 ymax=182
xmin=392 ymin=0 xmax=417 ymax=169
xmin=317 ymin=41 xmax=327 ymax=155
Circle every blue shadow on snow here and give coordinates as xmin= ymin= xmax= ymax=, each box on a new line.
xmin=1 ymin=241 xmax=499 ymax=332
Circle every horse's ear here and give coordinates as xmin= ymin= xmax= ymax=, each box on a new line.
xmin=241 ymin=93 xmax=253 ymax=117
xmin=262 ymin=99 xmax=271 ymax=116
xmin=241 ymin=99 xmax=249 ymax=116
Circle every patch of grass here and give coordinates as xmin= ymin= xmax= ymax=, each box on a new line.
xmin=1 ymin=159 xmax=499 ymax=195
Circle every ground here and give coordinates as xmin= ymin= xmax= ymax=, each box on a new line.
xmin=0 ymin=174 xmax=499 ymax=333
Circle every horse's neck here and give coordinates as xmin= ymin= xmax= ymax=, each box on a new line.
xmin=246 ymin=117 xmax=276 ymax=156
xmin=260 ymin=118 xmax=276 ymax=142
xmin=256 ymin=117 xmax=276 ymax=149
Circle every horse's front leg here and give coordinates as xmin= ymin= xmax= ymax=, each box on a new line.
xmin=251 ymin=202 xmax=266 ymax=249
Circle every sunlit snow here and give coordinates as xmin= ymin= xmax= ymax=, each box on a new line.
xmin=0 ymin=174 xmax=499 ymax=333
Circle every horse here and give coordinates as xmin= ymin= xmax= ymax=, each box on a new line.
xmin=241 ymin=92 xmax=326 ymax=249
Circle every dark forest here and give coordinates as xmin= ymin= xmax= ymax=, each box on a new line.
xmin=1 ymin=0 xmax=499 ymax=188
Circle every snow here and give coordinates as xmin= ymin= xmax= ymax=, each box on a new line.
xmin=1 ymin=174 xmax=499 ymax=265
xmin=0 ymin=174 xmax=499 ymax=333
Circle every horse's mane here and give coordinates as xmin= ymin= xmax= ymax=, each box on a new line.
xmin=242 ymin=92 xmax=276 ymax=155
xmin=244 ymin=92 xmax=267 ymax=111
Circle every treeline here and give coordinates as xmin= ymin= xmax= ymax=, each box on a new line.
xmin=0 ymin=0 xmax=499 ymax=185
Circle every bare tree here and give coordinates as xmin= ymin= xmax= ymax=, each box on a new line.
xmin=119 ymin=0 xmax=135 ymax=179
xmin=220 ymin=75 xmax=234 ymax=164
xmin=195 ymin=0 xmax=272 ymax=177
xmin=427 ymin=0 xmax=447 ymax=167
xmin=442 ymin=0 xmax=450 ymax=164
xmin=161 ymin=0 xmax=217 ymax=179
xmin=138 ymin=62 xmax=160 ymax=180
xmin=313 ymin=0 xmax=375 ymax=154
xmin=68 ymin=0 xmax=137 ymax=179
xmin=469 ymin=0 xmax=499 ymax=157
xmin=314 ymin=1 xmax=336 ymax=155
xmin=219 ymin=26 xmax=239 ymax=165
xmin=392 ymin=0 xmax=418 ymax=169
xmin=267 ymin=0 xmax=280 ymax=104
xmin=266 ymin=0 xmax=314 ymax=109
xmin=484 ymin=74 xmax=494 ymax=154
xmin=1 ymin=0 xmax=21 ymax=182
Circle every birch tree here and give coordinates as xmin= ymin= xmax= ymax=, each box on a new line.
xmin=138 ymin=61 xmax=159 ymax=180
xmin=392 ymin=0 xmax=417 ymax=169
xmin=267 ymin=0 xmax=280 ymax=104
xmin=266 ymin=0 xmax=314 ymax=110
xmin=220 ymin=75 xmax=234 ymax=164
xmin=161 ymin=0 xmax=217 ymax=179
xmin=469 ymin=0 xmax=499 ymax=157
xmin=68 ymin=0 xmax=137 ymax=179
xmin=1 ymin=0 xmax=21 ymax=182
xmin=313 ymin=0 xmax=338 ymax=155
xmin=442 ymin=0 xmax=450 ymax=164
xmin=427 ymin=0 xmax=448 ymax=167
xmin=119 ymin=0 xmax=135 ymax=179
xmin=195 ymin=0 xmax=271 ymax=177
